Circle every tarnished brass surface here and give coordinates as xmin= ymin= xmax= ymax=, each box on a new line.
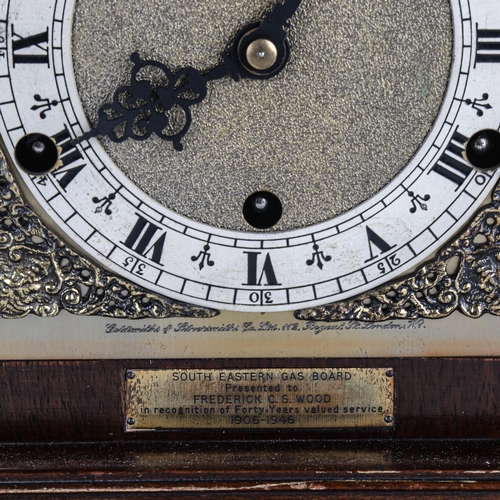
xmin=296 ymin=184 xmax=500 ymax=322
xmin=125 ymin=368 xmax=394 ymax=430
xmin=0 ymin=158 xmax=216 ymax=319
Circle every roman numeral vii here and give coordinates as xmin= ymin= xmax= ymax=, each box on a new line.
xmin=123 ymin=214 xmax=167 ymax=265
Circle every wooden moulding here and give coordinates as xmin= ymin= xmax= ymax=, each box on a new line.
xmin=0 ymin=440 xmax=500 ymax=496
xmin=0 ymin=358 xmax=499 ymax=495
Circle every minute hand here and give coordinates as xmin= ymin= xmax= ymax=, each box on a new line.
xmin=234 ymin=0 xmax=303 ymax=78
xmin=263 ymin=0 xmax=303 ymax=35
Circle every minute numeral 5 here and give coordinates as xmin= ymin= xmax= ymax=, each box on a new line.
xmin=11 ymin=26 xmax=49 ymax=67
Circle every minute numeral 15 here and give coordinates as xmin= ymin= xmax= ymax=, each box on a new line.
xmin=11 ymin=26 xmax=49 ymax=67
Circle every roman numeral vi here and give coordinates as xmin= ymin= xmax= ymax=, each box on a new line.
xmin=244 ymin=252 xmax=280 ymax=286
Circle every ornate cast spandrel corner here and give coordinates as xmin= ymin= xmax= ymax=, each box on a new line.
xmin=296 ymin=184 xmax=500 ymax=322
xmin=0 ymin=156 xmax=218 ymax=320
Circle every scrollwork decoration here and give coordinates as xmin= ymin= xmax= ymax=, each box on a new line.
xmin=0 ymin=158 xmax=217 ymax=320
xmin=296 ymin=185 xmax=500 ymax=322
xmin=3 ymin=149 xmax=500 ymax=322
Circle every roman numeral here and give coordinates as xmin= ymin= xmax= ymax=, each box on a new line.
xmin=476 ymin=28 xmax=500 ymax=64
xmin=51 ymin=127 xmax=86 ymax=190
xmin=11 ymin=26 xmax=49 ymax=66
xmin=123 ymin=214 xmax=166 ymax=264
xmin=430 ymin=130 xmax=472 ymax=186
xmin=244 ymin=252 xmax=280 ymax=286
xmin=365 ymin=227 xmax=396 ymax=263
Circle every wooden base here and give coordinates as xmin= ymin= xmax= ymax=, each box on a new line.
xmin=0 ymin=440 xmax=499 ymax=497
xmin=1 ymin=358 xmax=500 ymax=496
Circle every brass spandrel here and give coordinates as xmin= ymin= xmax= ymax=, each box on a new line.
xmin=125 ymin=368 xmax=394 ymax=430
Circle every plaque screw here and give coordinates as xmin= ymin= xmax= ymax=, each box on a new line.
xmin=384 ymin=415 xmax=394 ymax=424
xmin=386 ymin=370 xmax=394 ymax=378
xmin=127 ymin=371 xmax=136 ymax=379
xmin=127 ymin=418 xmax=136 ymax=426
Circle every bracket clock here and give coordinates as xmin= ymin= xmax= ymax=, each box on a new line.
xmin=1 ymin=0 xmax=500 ymax=496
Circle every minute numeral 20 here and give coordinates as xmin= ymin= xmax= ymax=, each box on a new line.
xmin=11 ymin=26 xmax=49 ymax=66
xmin=430 ymin=130 xmax=472 ymax=187
xmin=476 ymin=28 xmax=500 ymax=64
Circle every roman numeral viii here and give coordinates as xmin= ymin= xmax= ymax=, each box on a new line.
xmin=51 ymin=126 xmax=86 ymax=190
xmin=11 ymin=26 xmax=49 ymax=66
xmin=430 ymin=130 xmax=472 ymax=187
xmin=476 ymin=27 xmax=500 ymax=64
xmin=123 ymin=214 xmax=167 ymax=265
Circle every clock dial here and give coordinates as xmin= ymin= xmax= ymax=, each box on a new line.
xmin=2 ymin=0 xmax=500 ymax=312
xmin=71 ymin=0 xmax=452 ymax=231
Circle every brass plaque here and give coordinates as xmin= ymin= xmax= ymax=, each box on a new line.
xmin=125 ymin=368 xmax=395 ymax=430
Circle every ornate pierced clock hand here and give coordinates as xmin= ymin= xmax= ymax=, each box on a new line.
xmin=72 ymin=0 xmax=303 ymax=151
xmin=72 ymin=52 xmax=239 ymax=151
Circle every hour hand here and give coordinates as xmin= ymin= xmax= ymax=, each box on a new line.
xmin=72 ymin=1 xmax=303 ymax=151
xmin=72 ymin=53 xmax=239 ymax=152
